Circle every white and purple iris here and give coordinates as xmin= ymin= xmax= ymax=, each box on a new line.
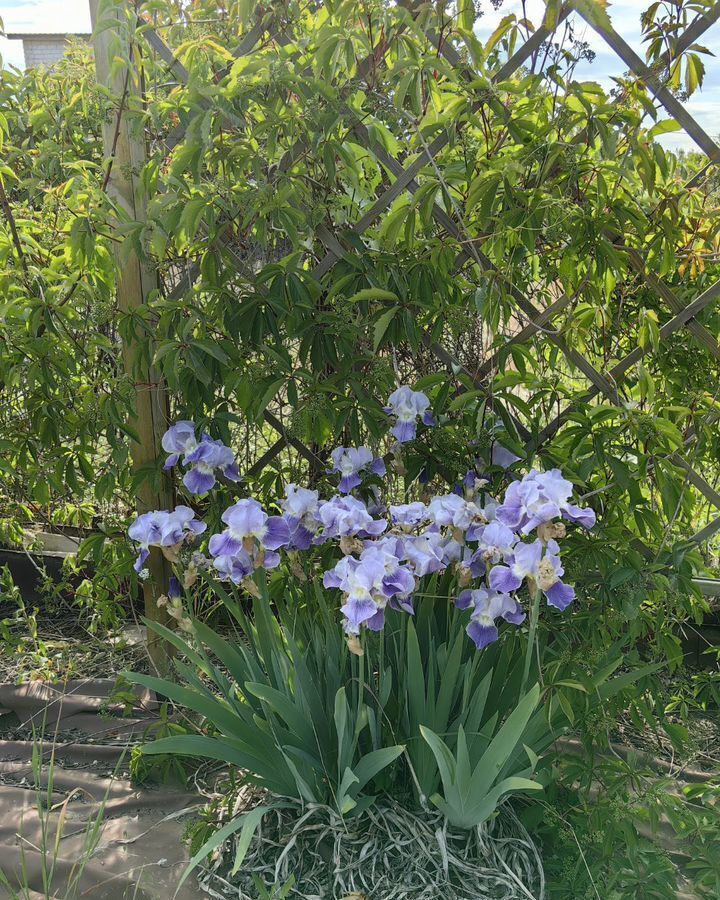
xmin=390 ymin=502 xmax=428 ymax=528
xmin=384 ymin=386 xmax=436 ymax=443
xmin=131 ymin=410 xmax=596 ymax=653
xmin=473 ymin=521 xmax=518 ymax=565
xmin=281 ymin=483 xmax=321 ymax=550
xmin=208 ymin=499 xmax=290 ymax=579
xmin=456 ymin=588 xmax=526 ymax=649
xmin=496 ymin=469 xmax=596 ymax=534
xmin=127 ymin=506 xmax=206 ymax=573
xmin=489 ymin=539 xmax=575 ymax=611
xmin=316 ymin=495 xmax=387 ymax=541
xmin=324 ymin=546 xmax=415 ymax=634
xmin=162 ymin=422 xmax=240 ymax=494
xmin=329 ymin=446 xmax=386 ymax=493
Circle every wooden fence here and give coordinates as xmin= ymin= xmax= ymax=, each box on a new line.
xmin=91 ymin=1 xmax=720 ymax=630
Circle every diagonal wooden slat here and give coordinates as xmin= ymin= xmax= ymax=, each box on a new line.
xmin=474 ymin=291 xmax=579 ymax=380
xmin=143 ymin=25 xmax=191 ymax=84
xmin=158 ymin=17 xmax=291 ymax=153
xmin=153 ymin=5 xmax=659 ymax=464
xmin=299 ymin=15 xmax=619 ymax=405
xmin=691 ymin=515 xmax=720 ymax=544
xmin=608 ymin=278 xmax=720 ymax=380
xmin=671 ymin=5 xmax=720 ymax=52
xmin=536 ymin=275 xmax=720 ymax=445
xmin=262 ymin=410 xmax=324 ymax=468
xmin=418 ymin=4 xmax=720 ymax=382
xmin=572 ymin=2 xmax=720 ymax=163
xmin=671 ymin=453 xmax=720 ymax=511
xmin=141 ymin=30 xmax=327 ymax=472
xmin=478 ymin=4 xmax=720 ymax=465
xmin=246 ymin=437 xmax=287 ymax=478
xmin=312 ymin=108 xmax=609 ymax=403
xmin=420 ymin=334 xmax=532 ymax=442
xmin=621 ymin=245 xmax=720 ymax=362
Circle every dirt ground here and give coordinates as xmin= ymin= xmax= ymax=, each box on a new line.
xmin=0 ymin=675 xmax=206 ymax=900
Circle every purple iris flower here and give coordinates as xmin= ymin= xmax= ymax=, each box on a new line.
xmin=361 ymin=545 xmax=416 ymax=600
xmin=481 ymin=497 xmax=499 ymax=522
xmin=213 ymin=550 xmax=255 ymax=584
xmin=161 ymin=421 xmax=197 ymax=470
xmin=489 ymin=539 xmax=575 ymax=610
xmin=536 ymin=469 xmax=596 ymax=529
xmin=384 ymin=386 xmax=436 ymax=443
xmin=209 ymin=499 xmax=290 ymax=560
xmin=326 ymin=547 xmax=415 ymax=635
xmin=495 ymin=474 xmax=559 ymax=535
xmin=426 ymin=494 xmax=474 ymax=529
xmin=461 ymin=469 xmax=489 ymax=497
xmin=282 ymin=484 xmax=320 ymax=520
xmin=491 ymin=443 xmax=521 ymax=469
xmin=366 ymin=534 xmax=407 ymax=559
xmin=128 ymin=506 xmax=206 ymax=572
xmin=456 ymin=544 xmax=484 ymax=582
xmin=316 ymin=496 xmax=387 ymax=540
xmin=329 ymin=558 xmax=382 ymax=634
xmin=183 ymin=435 xmax=240 ymax=494
xmin=365 ymin=607 xmax=387 ymax=631
xmin=474 ymin=522 xmax=518 ymax=564
xmin=281 ymin=484 xmax=321 ymax=550
xmin=389 ymin=502 xmax=427 ymax=528
xmin=161 ymin=422 xmax=240 ymax=494
xmin=441 ymin=533 xmax=465 ymax=565
xmin=330 ymin=447 xmax=386 ymax=493
xmin=456 ymin=588 xmax=526 ymax=649
xmin=403 ymin=530 xmax=446 ymax=576
xmin=496 ymin=469 xmax=595 ymax=534
xmin=168 ymin=575 xmax=182 ymax=599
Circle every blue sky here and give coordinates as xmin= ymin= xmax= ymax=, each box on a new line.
xmin=0 ymin=0 xmax=717 ymax=152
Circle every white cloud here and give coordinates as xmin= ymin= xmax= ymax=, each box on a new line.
xmin=0 ymin=0 xmax=90 ymax=68
xmin=1 ymin=0 xmax=90 ymax=32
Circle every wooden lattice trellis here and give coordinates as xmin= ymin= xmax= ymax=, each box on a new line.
xmin=117 ymin=1 xmax=720 ymax=546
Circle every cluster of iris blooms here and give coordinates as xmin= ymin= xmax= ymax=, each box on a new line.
xmin=129 ymin=386 xmax=595 ymax=649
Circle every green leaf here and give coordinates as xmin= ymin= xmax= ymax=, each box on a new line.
xmin=458 ymin=0 xmax=476 ymax=32
xmin=346 ymin=288 xmax=398 ymax=304
xmin=352 ymin=745 xmax=405 ymax=790
xmin=229 ymin=805 xmax=275 ymax=876
xmin=485 ymin=15 xmax=516 ymax=55
xmin=254 ymin=377 xmax=285 ymax=422
xmin=126 ymin=673 xmax=246 ymax=741
xmin=141 ymin=734 xmax=262 ymax=771
xmin=419 ymin=725 xmax=457 ymax=794
xmin=596 ymin=661 xmax=665 ymax=701
xmin=177 ymin=803 xmax=289 ymax=893
xmin=471 ymin=683 xmax=540 ymax=800
xmin=648 ymin=119 xmax=681 ymax=138
xmin=544 ymin=0 xmax=562 ymax=30
xmin=373 ymin=306 xmax=398 ymax=352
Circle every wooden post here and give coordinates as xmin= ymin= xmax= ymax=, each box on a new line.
xmin=90 ymin=0 xmax=174 ymax=673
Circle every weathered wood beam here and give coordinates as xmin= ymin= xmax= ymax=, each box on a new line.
xmin=90 ymin=0 xmax=174 ymax=672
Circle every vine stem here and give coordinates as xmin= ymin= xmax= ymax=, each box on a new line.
xmin=521 ymin=589 xmax=541 ymax=696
